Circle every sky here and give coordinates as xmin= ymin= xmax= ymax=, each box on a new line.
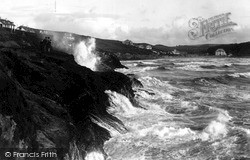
xmin=1 ymin=0 xmax=250 ymax=46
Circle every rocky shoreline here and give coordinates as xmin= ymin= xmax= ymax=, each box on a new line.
xmin=0 ymin=30 xmax=137 ymax=159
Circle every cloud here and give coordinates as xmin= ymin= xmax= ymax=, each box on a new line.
xmin=33 ymin=12 xmax=124 ymax=39
xmin=55 ymin=12 xmax=121 ymax=20
xmin=113 ymin=16 xmax=191 ymax=46
xmin=32 ymin=11 xmax=249 ymax=47
xmin=2 ymin=0 xmax=250 ymax=46
xmin=117 ymin=27 xmax=168 ymax=44
xmin=172 ymin=16 xmax=188 ymax=28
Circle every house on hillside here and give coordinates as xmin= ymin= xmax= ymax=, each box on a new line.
xmin=215 ymin=48 xmax=227 ymax=56
xmin=123 ymin=39 xmax=133 ymax=45
xmin=138 ymin=45 xmax=144 ymax=49
xmin=0 ymin=18 xmax=15 ymax=30
xmin=171 ymin=49 xmax=180 ymax=55
xmin=136 ymin=44 xmax=152 ymax=50
xmin=17 ymin=26 xmax=36 ymax=33
xmin=39 ymin=30 xmax=49 ymax=35
xmin=171 ymin=49 xmax=187 ymax=56
xmin=146 ymin=45 xmax=152 ymax=50
xmin=64 ymin=33 xmax=75 ymax=41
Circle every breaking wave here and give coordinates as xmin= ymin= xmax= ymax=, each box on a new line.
xmin=200 ymin=64 xmax=231 ymax=69
xmin=85 ymin=151 xmax=105 ymax=160
xmin=105 ymin=90 xmax=142 ymax=116
xmin=229 ymin=72 xmax=250 ymax=78
xmin=73 ymin=38 xmax=100 ymax=71
xmin=101 ymin=57 xmax=250 ymax=159
xmin=200 ymin=110 xmax=232 ymax=141
xmin=191 ymin=74 xmax=250 ymax=86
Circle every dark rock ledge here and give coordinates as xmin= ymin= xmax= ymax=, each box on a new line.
xmin=0 ymin=48 xmax=135 ymax=159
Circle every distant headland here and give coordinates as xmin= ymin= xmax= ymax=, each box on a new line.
xmin=1 ymin=17 xmax=250 ymax=60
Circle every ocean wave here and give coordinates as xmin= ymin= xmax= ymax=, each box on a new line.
xmin=105 ymin=58 xmax=250 ymax=159
xmin=200 ymin=64 xmax=231 ymax=69
xmin=116 ymin=66 xmax=159 ymax=73
xmin=231 ymin=125 xmax=250 ymax=137
xmin=162 ymin=62 xmax=175 ymax=66
xmin=154 ymin=66 xmax=167 ymax=71
xmin=105 ymin=90 xmax=143 ymax=116
xmin=232 ymin=62 xmax=250 ymax=66
xmin=139 ymin=76 xmax=173 ymax=88
xmin=135 ymin=62 xmax=145 ymax=67
xmin=85 ymin=151 xmax=105 ymax=160
xmin=192 ymin=73 xmax=250 ymax=86
xmin=140 ymin=66 xmax=172 ymax=72
xmin=192 ymin=77 xmax=215 ymax=86
xmin=228 ymin=72 xmax=250 ymax=78
xmin=135 ymin=61 xmax=157 ymax=67
xmin=124 ymin=63 xmax=138 ymax=67
xmin=200 ymin=110 xmax=232 ymax=141
xmin=176 ymin=64 xmax=207 ymax=71
xmin=136 ymin=88 xmax=156 ymax=99
xmin=200 ymin=121 xmax=228 ymax=141
xmin=176 ymin=62 xmax=234 ymax=71
xmin=140 ymin=66 xmax=159 ymax=72
xmin=174 ymin=61 xmax=210 ymax=66
xmin=123 ymin=120 xmax=197 ymax=140
xmin=152 ymin=126 xmax=196 ymax=139
xmin=140 ymin=61 xmax=158 ymax=65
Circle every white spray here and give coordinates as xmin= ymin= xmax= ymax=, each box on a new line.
xmin=49 ymin=32 xmax=100 ymax=71
xmin=85 ymin=151 xmax=105 ymax=160
xmin=73 ymin=38 xmax=100 ymax=71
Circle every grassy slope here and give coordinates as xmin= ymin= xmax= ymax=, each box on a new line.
xmin=1 ymin=27 xmax=250 ymax=57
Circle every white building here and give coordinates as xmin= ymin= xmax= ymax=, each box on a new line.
xmin=172 ymin=49 xmax=180 ymax=55
xmin=215 ymin=48 xmax=227 ymax=56
xmin=123 ymin=39 xmax=133 ymax=45
xmin=146 ymin=45 xmax=152 ymax=50
xmin=17 ymin=26 xmax=35 ymax=33
xmin=138 ymin=45 xmax=144 ymax=49
xmin=0 ymin=18 xmax=15 ymax=30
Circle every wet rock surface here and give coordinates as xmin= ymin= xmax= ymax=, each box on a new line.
xmin=96 ymin=52 xmax=128 ymax=71
xmin=0 ymin=47 xmax=134 ymax=159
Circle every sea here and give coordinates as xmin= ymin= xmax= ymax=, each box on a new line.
xmin=98 ymin=57 xmax=250 ymax=160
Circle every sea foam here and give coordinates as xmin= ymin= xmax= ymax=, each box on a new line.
xmin=229 ymin=72 xmax=250 ymax=78
xmin=105 ymin=90 xmax=142 ymax=116
xmin=200 ymin=110 xmax=232 ymax=141
xmin=85 ymin=151 xmax=104 ymax=160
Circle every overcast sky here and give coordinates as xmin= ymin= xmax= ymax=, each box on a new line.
xmin=1 ymin=0 xmax=250 ymax=46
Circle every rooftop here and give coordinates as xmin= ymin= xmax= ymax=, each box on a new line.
xmin=0 ymin=18 xmax=15 ymax=26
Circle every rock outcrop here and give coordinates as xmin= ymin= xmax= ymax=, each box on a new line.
xmin=0 ymin=46 xmax=134 ymax=159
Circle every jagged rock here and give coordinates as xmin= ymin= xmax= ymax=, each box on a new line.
xmin=96 ymin=52 xmax=128 ymax=71
xmin=127 ymin=74 xmax=143 ymax=88
xmin=0 ymin=47 xmax=135 ymax=159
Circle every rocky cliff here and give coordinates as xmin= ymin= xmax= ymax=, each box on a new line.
xmin=0 ymin=29 xmax=135 ymax=159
